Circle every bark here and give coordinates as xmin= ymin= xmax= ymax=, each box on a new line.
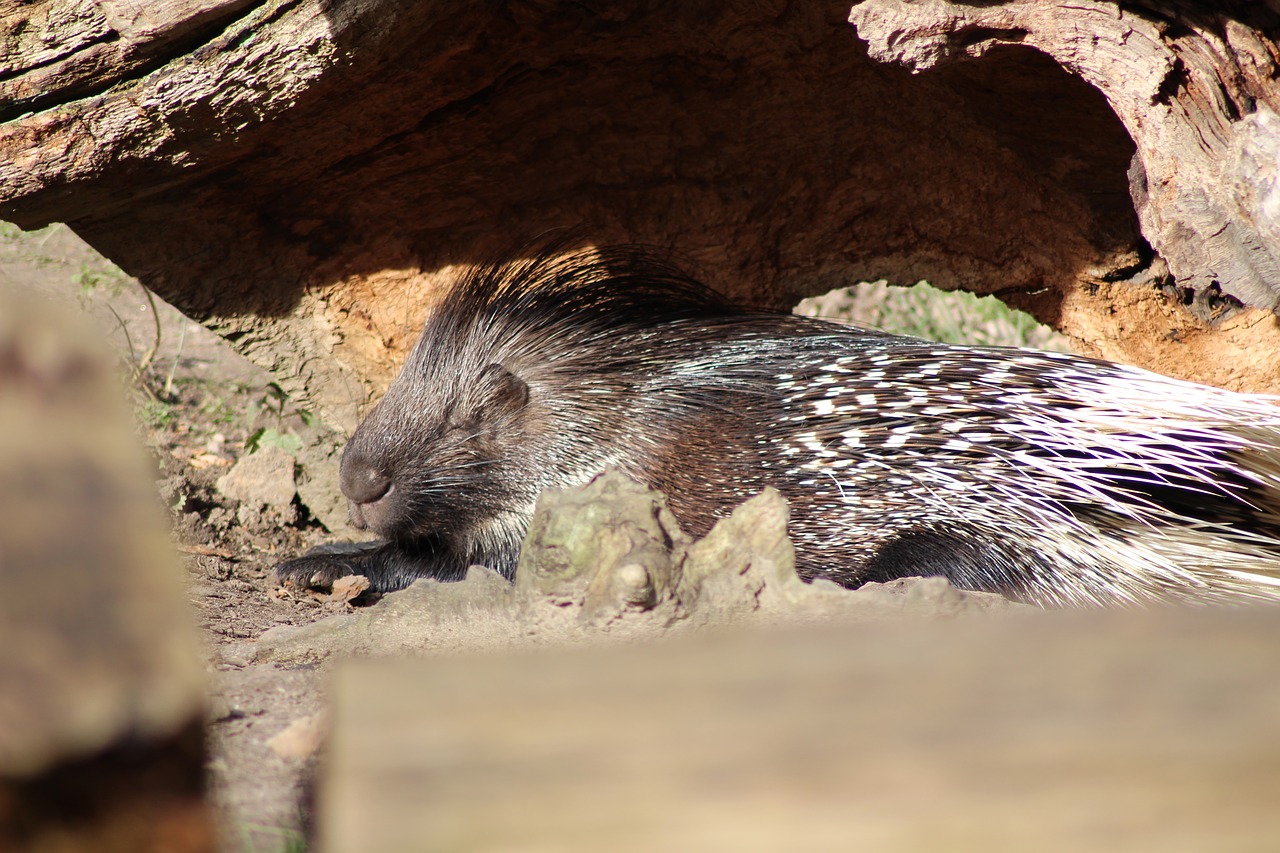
xmin=1 ymin=1 xmax=1279 ymax=428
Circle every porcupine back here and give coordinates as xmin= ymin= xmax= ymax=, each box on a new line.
xmin=319 ymin=247 xmax=1280 ymax=606
xmin=765 ymin=338 xmax=1280 ymax=606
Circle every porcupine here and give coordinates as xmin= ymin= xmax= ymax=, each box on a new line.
xmin=275 ymin=246 xmax=1280 ymax=606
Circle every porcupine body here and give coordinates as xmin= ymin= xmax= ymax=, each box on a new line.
xmin=275 ymin=247 xmax=1280 ymax=606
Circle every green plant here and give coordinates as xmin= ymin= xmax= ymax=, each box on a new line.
xmin=196 ymin=386 xmax=246 ymax=427
xmin=0 ymin=221 xmax=65 ymax=268
xmin=795 ymin=280 xmax=1072 ymax=352
xmin=133 ymin=397 xmax=177 ymax=429
xmin=245 ymin=426 xmax=305 ymax=455
xmin=74 ymin=262 xmax=130 ymax=299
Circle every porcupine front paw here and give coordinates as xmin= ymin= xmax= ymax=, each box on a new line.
xmin=274 ymin=541 xmax=383 ymax=591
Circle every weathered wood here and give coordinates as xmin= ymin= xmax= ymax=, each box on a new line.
xmin=0 ymin=291 xmax=212 ymax=852
xmin=1 ymin=1 xmax=1279 ymax=426
xmin=853 ymin=0 xmax=1280 ymax=384
xmin=0 ymin=0 xmax=258 ymax=120
xmin=322 ymin=611 xmax=1280 ymax=852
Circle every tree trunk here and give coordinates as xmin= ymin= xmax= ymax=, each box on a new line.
xmin=2 ymin=1 xmax=1278 ymax=429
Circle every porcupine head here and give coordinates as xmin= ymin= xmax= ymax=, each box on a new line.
xmin=332 ymin=273 xmax=639 ymax=579
xmin=337 ymin=352 xmax=541 ymax=577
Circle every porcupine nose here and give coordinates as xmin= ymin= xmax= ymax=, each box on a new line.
xmin=339 ymin=452 xmax=393 ymax=531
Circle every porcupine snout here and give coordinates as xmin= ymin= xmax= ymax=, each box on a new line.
xmin=339 ymin=447 xmax=394 ymax=532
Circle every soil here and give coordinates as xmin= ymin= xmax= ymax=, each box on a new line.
xmin=159 ymin=395 xmax=344 ymax=851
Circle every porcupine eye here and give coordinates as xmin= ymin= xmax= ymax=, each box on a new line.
xmin=449 ymin=363 xmax=530 ymax=436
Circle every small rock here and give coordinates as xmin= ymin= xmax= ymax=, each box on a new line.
xmin=205 ymin=432 xmax=227 ymax=455
xmin=216 ymin=446 xmax=297 ymax=508
xmin=214 ymin=642 xmax=256 ymax=668
xmin=296 ymin=436 xmax=361 ymax=536
xmin=267 ymin=712 xmax=329 ymax=760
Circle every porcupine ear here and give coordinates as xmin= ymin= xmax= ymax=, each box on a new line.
xmin=456 ymin=362 xmax=530 ymax=429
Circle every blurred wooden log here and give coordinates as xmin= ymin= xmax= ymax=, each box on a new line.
xmin=0 ymin=291 xmax=212 ymax=853
xmin=322 ymin=610 xmax=1280 ymax=852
